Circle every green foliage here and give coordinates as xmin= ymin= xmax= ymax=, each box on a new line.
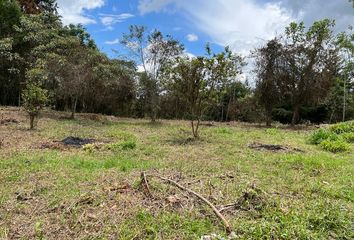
xmin=106 ymin=139 xmax=136 ymax=151
xmin=308 ymin=129 xmax=338 ymax=145
xmin=309 ymin=121 xmax=354 ymax=152
xmin=82 ymin=144 xmax=95 ymax=153
xmin=329 ymin=121 xmax=354 ymax=134
xmin=22 ymin=82 xmax=48 ymax=116
xmin=341 ymin=132 xmax=354 ymax=143
xmin=320 ymin=140 xmax=350 ymax=153
xmin=264 ymin=128 xmax=279 ymax=135
xmin=35 ymin=221 xmax=44 ymax=240
xmin=215 ymin=127 xmax=232 ymax=134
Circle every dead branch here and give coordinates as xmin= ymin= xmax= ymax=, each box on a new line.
xmin=218 ymin=203 xmax=236 ymax=213
xmin=152 ymin=174 xmax=232 ymax=235
xmin=140 ymin=171 xmax=153 ymax=198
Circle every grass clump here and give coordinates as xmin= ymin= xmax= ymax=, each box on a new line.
xmin=320 ymin=140 xmax=350 ymax=153
xmin=106 ymin=139 xmax=136 ymax=151
xmin=309 ymin=121 xmax=353 ymax=152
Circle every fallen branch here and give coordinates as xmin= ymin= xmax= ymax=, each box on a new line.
xmin=218 ymin=203 xmax=236 ymax=213
xmin=152 ymin=174 xmax=232 ymax=235
xmin=140 ymin=171 xmax=153 ymax=198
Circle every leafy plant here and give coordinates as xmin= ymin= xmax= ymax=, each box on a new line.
xmin=22 ymin=82 xmax=48 ymax=129
xmin=329 ymin=121 xmax=354 ymax=134
xmin=341 ymin=132 xmax=354 ymax=143
xmin=106 ymin=139 xmax=136 ymax=151
xmin=320 ymin=140 xmax=350 ymax=153
xmin=82 ymin=144 xmax=95 ymax=153
xmin=308 ymin=129 xmax=338 ymax=144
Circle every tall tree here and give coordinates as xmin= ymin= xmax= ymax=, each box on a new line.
xmin=335 ymin=27 xmax=354 ymax=121
xmin=281 ymin=20 xmax=338 ymax=125
xmin=253 ymin=38 xmax=284 ymax=126
xmin=121 ymin=25 xmax=184 ymax=122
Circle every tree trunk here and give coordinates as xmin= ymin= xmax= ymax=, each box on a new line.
xmin=191 ymin=119 xmax=200 ymax=138
xmin=343 ymin=78 xmax=346 ymax=122
xmin=291 ymin=105 xmax=300 ymax=126
xmin=265 ymin=107 xmax=272 ymax=127
xmin=70 ymin=97 xmax=78 ymax=119
xmin=266 ymin=114 xmax=272 ymax=127
xmin=29 ymin=114 xmax=35 ymax=130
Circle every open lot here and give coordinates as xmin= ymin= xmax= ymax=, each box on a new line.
xmin=0 ymin=107 xmax=353 ymax=239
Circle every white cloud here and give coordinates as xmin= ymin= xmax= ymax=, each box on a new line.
xmin=137 ymin=0 xmax=354 ymax=55
xmin=105 ymin=39 xmax=120 ymax=45
xmin=57 ymin=0 xmax=105 ymax=25
xmin=278 ymin=0 xmax=354 ymax=33
xmin=138 ymin=0 xmax=181 ymax=14
xmin=186 ymin=33 xmax=198 ymax=42
xmin=99 ymin=13 xmax=134 ymax=26
xmin=138 ymin=0 xmax=293 ymax=54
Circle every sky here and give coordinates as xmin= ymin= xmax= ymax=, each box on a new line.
xmin=56 ymin=0 xmax=353 ymax=61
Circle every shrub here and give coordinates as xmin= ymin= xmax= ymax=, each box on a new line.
xmin=320 ymin=140 xmax=350 ymax=153
xmin=22 ymin=82 xmax=48 ymax=129
xmin=329 ymin=121 xmax=354 ymax=134
xmin=341 ymin=132 xmax=354 ymax=143
xmin=308 ymin=129 xmax=337 ymax=145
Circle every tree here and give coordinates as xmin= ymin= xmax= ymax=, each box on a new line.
xmin=163 ymin=46 xmax=243 ymax=138
xmin=43 ymin=36 xmax=96 ymax=119
xmin=17 ymin=0 xmax=57 ymax=14
xmin=22 ymin=81 xmax=48 ymax=129
xmin=253 ymin=38 xmax=284 ymax=126
xmin=280 ymin=20 xmax=338 ymax=125
xmin=336 ymin=27 xmax=354 ymax=121
xmin=121 ymin=25 xmax=184 ymax=122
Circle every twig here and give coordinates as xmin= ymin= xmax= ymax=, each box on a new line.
xmin=218 ymin=203 xmax=236 ymax=213
xmin=152 ymin=175 xmax=232 ymax=235
xmin=140 ymin=171 xmax=153 ymax=198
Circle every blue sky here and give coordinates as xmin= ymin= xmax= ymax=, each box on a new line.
xmin=57 ymin=0 xmax=353 ymax=60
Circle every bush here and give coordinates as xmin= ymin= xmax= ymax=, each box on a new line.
xmin=22 ymin=82 xmax=48 ymax=129
xmin=308 ymin=129 xmax=337 ymax=145
xmin=320 ymin=140 xmax=350 ymax=153
xmin=329 ymin=121 xmax=354 ymax=134
xmin=341 ymin=132 xmax=354 ymax=143
xmin=308 ymin=121 xmax=353 ymax=153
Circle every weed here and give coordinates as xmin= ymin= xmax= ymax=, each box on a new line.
xmin=329 ymin=121 xmax=354 ymax=134
xmin=320 ymin=140 xmax=350 ymax=153
xmin=308 ymin=128 xmax=337 ymax=145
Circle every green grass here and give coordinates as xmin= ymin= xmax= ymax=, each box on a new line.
xmin=0 ymin=109 xmax=353 ymax=239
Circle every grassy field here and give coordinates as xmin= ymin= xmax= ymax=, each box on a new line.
xmin=0 ymin=107 xmax=353 ymax=239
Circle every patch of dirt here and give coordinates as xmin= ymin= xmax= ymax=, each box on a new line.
xmin=60 ymin=136 xmax=95 ymax=147
xmin=248 ymin=142 xmax=304 ymax=152
xmin=167 ymin=137 xmax=198 ymax=145
xmin=40 ymin=137 xmax=96 ymax=150
xmin=0 ymin=117 xmax=19 ymax=125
